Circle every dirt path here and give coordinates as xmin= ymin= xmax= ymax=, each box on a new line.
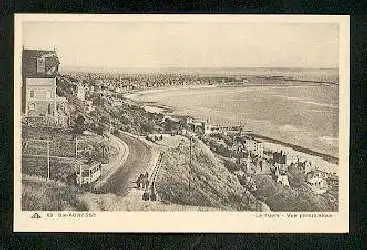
xmin=99 ymin=132 xmax=152 ymax=196
xmin=77 ymin=133 xmax=234 ymax=211
xmin=93 ymin=133 xmax=129 ymax=190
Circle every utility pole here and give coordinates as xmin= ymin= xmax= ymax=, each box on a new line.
xmin=109 ymin=119 xmax=112 ymax=134
xmin=75 ymin=136 xmax=78 ymax=159
xmin=47 ymin=140 xmax=50 ymax=181
xmin=79 ymin=163 xmax=82 ymax=186
xmin=189 ymin=136 xmax=192 ymax=197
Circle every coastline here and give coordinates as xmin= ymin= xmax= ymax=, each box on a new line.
xmin=249 ymin=133 xmax=338 ymax=165
xmin=124 ymin=85 xmax=339 ymax=170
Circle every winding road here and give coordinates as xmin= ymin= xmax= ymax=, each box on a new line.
xmin=100 ymin=132 xmax=152 ymax=196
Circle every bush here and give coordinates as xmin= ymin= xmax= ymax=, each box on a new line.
xmin=253 ymin=175 xmax=335 ymax=212
xmin=74 ymin=115 xmax=86 ymax=134
xmin=140 ymin=122 xmax=154 ymax=134
xmin=287 ymin=165 xmax=306 ymax=188
xmin=223 ymin=159 xmax=241 ymax=172
xmin=96 ymin=123 xmax=108 ymax=136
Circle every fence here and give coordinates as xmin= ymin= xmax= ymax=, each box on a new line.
xmin=24 ymin=116 xmax=68 ymax=129
xmin=22 ymin=136 xmax=90 ymax=182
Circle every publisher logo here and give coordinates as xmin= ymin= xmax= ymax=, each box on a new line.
xmin=31 ymin=213 xmax=41 ymax=219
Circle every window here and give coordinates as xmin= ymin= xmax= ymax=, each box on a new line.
xmin=29 ymin=103 xmax=35 ymax=111
xmin=36 ymin=57 xmax=45 ymax=73
xmin=48 ymin=103 xmax=52 ymax=114
xmin=46 ymin=91 xmax=51 ymax=99
xmin=30 ymin=90 xmax=35 ymax=98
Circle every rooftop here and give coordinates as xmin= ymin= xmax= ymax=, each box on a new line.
xmin=56 ymin=96 xmax=68 ymax=102
xmin=22 ymin=49 xmax=60 ymax=78
xmin=77 ymin=161 xmax=101 ymax=171
xmin=22 ymin=49 xmax=59 ymax=59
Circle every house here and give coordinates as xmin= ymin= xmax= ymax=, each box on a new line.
xmin=73 ymin=83 xmax=85 ymax=101
xmin=296 ymin=160 xmax=314 ymax=174
xmin=203 ymin=121 xmax=212 ymax=134
xmin=188 ymin=121 xmax=201 ymax=133
xmin=272 ymin=150 xmax=288 ymax=173
xmin=121 ymin=85 xmax=131 ymax=92
xmin=203 ymin=121 xmax=242 ymax=135
xmin=22 ymin=49 xmax=70 ymax=126
xmin=76 ymin=161 xmax=102 ymax=185
xmin=246 ymin=140 xmax=264 ymax=158
xmin=306 ymin=172 xmax=327 ymax=194
xmin=22 ymin=49 xmax=59 ymax=115
xmin=85 ymin=100 xmax=96 ymax=113
xmin=186 ymin=117 xmax=193 ymax=125
xmin=273 ymin=150 xmax=287 ymax=164
xmin=24 ymin=77 xmax=57 ymax=120
xmin=277 ymin=174 xmax=290 ymax=187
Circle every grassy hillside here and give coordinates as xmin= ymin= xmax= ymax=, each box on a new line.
xmin=156 ymin=138 xmax=268 ymax=211
xmin=22 ymin=175 xmax=87 ymax=211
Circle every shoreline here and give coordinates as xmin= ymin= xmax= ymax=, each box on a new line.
xmin=126 ymin=80 xmax=337 ymax=97
xmin=249 ymin=133 xmax=338 ymax=165
xmin=124 ymin=85 xmax=339 ymax=167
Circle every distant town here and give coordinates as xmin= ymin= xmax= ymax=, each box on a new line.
xmin=21 ymin=48 xmax=339 ymax=212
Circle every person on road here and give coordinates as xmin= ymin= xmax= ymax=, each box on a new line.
xmin=150 ymin=181 xmax=157 ymax=201
xmin=142 ymin=185 xmax=150 ymax=201
xmin=137 ymin=173 xmax=144 ymax=188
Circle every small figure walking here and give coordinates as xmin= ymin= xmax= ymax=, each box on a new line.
xmin=137 ymin=173 xmax=144 ymax=188
xmin=142 ymin=185 xmax=150 ymax=201
xmin=150 ymin=182 xmax=157 ymax=201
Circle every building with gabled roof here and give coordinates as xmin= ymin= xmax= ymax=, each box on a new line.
xmin=21 ymin=49 xmax=69 ymax=126
xmin=22 ymin=49 xmax=60 ymax=113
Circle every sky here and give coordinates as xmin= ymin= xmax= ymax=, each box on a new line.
xmin=23 ymin=21 xmax=339 ymax=71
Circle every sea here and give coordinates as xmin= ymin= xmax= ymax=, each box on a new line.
xmin=129 ymin=83 xmax=339 ymax=158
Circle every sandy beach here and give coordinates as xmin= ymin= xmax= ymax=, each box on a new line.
xmin=125 ymin=85 xmax=339 ymax=174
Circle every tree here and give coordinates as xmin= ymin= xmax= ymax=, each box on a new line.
xmin=140 ymin=122 xmax=154 ymax=134
xmin=178 ymin=118 xmax=187 ymax=130
xmin=97 ymin=122 xmax=108 ymax=136
xmin=74 ymin=115 xmax=86 ymax=134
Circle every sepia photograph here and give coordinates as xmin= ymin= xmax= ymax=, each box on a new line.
xmin=13 ymin=14 xmax=349 ymax=232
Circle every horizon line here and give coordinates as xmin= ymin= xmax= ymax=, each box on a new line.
xmin=60 ymin=65 xmax=339 ymax=71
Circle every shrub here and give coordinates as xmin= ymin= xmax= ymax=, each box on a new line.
xmin=223 ymin=159 xmax=241 ymax=172
xmin=74 ymin=115 xmax=86 ymax=134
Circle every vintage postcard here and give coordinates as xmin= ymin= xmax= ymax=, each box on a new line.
xmin=14 ymin=14 xmax=349 ymax=232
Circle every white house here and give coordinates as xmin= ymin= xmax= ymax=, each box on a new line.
xmin=85 ymin=100 xmax=95 ymax=113
xmin=76 ymin=161 xmax=102 ymax=185
xmin=246 ymin=140 xmax=264 ymax=158
xmin=277 ymin=174 xmax=290 ymax=187
xmin=306 ymin=174 xmax=327 ymax=194
xmin=186 ymin=117 xmax=193 ymax=125
xmin=72 ymin=83 xmax=85 ymax=101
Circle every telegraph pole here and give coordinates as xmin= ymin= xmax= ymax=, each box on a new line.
xmin=47 ymin=140 xmax=50 ymax=181
xmin=75 ymin=136 xmax=78 ymax=158
xmin=79 ymin=163 xmax=82 ymax=186
xmin=109 ymin=119 xmax=112 ymax=134
xmin=189 ymin=136 xmax=192 ymax=196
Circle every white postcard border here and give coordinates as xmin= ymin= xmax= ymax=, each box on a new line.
xmin=14 ymin=14 xmax=350 ymax=233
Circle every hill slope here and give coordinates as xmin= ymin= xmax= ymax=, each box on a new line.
xmin=156 ymin=138 xmax=269 ymax=211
